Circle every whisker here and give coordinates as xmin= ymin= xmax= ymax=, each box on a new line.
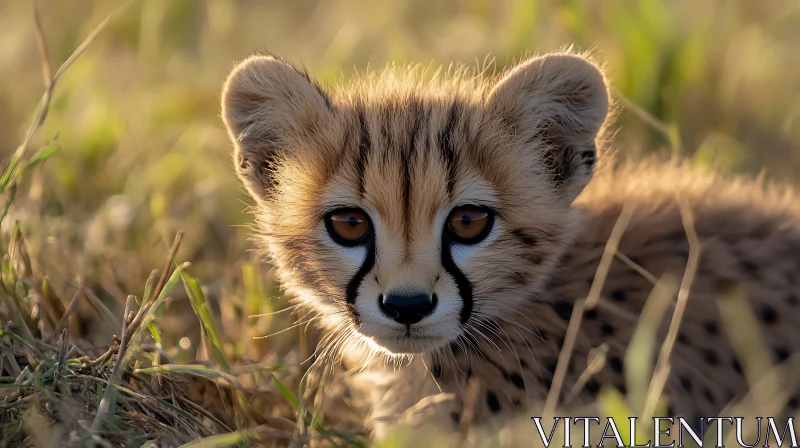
xmin=252 ymin=316 xmax=324 ymax=339
xmin=247 ymin=303 xmax=301 ymax=318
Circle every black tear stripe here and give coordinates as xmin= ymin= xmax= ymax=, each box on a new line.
xmin=355 ymin=108 xmax=372 ymax=198
xmin=345 ymin=236 xmax=376 ymax=310
xmin=441 ymin=231 xmax=473 ymax=325
xmin=438 ymin=101 xmax=460 ymax=199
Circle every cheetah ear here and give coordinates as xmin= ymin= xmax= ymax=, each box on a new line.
xmin=486 ymin=53 xmax=609 ymax=202
xmin=221 ymin=54 xmax=331 ymax=202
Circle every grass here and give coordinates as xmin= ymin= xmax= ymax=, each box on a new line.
xmin=0 ymin=0 xmax=799 ymax=447
xmin=0 ymin=5 xmax=357 ymax=446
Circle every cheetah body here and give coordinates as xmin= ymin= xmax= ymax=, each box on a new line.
xmin=352 ymin=160 xmax=800 ymax=437
xmin=219 ymin=51 xmax=800 ymax=438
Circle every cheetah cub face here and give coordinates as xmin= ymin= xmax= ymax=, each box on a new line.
xmin=222 ymin=52 xmax=609 ymax=357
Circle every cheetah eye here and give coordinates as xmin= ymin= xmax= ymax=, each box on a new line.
xmin=446 ymin=206 xmax=494 ymax=244
xmin=325 ymin=208 xmax=372 ymax=246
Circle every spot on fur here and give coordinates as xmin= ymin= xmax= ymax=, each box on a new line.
xmin=486 ymin=390 xmax=501 ymax=414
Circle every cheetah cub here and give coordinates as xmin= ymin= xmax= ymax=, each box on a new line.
xmin=221 ymin=51 xmax=800 ymax=437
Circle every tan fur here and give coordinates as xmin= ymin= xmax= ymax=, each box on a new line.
xmin=221 ymin=50 xmax=800 ymax=438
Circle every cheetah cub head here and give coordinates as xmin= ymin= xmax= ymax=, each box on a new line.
xmin=222 ymin=52 xmax=609 ymax=357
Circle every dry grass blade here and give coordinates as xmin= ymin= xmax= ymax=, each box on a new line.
xmin=72 ymin=284 xmax=122 ymax=331
xmin=568 ymin=342 xmax=608 ymax=400
xmin=615 ymin=251 xmax=658 ymax=285
xmin=397 ymin=393 xmax=457 ymax=424
xmin=54 ymin=289 xmax=82 ymax=335
xmin=611 ymin=86 xmax=681 ymax=153
xmin=542 ymin=298 xmax=585 ymax=423
xmin=718 ymin=357 xmax=797 ymax=447
xmin=49 ymin=328 xmax=69 ymax=392
xmin=90 ymin=230 xmax=184 ymax=433
xmin=13 ymin=0 xmax=135 ymax=166
xmin=457 ymin=377 xmax=481 ymax=440
xmin=32 ymin=0 xmax=52 ymax=89
xmin=544 ymin=203 xmax=634 ymax=422
xmin=624 ymin=275 xmax=678 ymax=416
xmin=642 ymin=196 xmax=701 ymax=420
xmin=152 ymin=230 xmax=186 ymax=304
xmin=585 ymin=204 xmax=635 ymax=309
xmin=90 ymin=295 xmax=135 ymax=432
xmin=122 ymin=231 xmax=185 ymax=342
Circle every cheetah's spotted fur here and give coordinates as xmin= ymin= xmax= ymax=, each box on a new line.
xmin=220 ymin=50 xmax=800 ymax=438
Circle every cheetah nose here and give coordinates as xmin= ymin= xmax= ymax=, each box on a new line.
xmin=379 ymin=293 xmax=437 ymax=325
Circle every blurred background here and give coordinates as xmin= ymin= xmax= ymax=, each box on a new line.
xmin=1 ymin=0 xmax=799 ymax=364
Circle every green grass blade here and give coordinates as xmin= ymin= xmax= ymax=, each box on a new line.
xmin=180 ymin=269 xmax=229 ymax=369
xmin=135 ymin=364 xmax=239 ymax=384
xmin=271 ymin=374 xmax=298 ymax=407
xmin=177 ymin=427 xmax=266 ymax=448
xmin=0 ymin=153 xmax=22 ymax=193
